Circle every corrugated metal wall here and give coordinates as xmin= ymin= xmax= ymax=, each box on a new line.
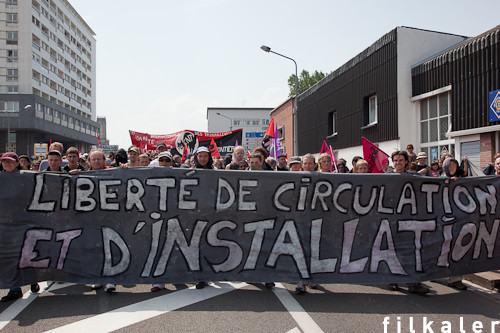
xmin=412 ymin=27 xmax=500 ymax=131
xmin=296 ymin=30 xmax=399 ymax=155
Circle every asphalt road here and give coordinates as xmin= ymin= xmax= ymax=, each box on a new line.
xmin=1 ymin=280 xmax=499 ymax=332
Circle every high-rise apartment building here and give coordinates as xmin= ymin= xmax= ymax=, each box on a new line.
xmin=0 ymin=0 xmax=98 ymax=155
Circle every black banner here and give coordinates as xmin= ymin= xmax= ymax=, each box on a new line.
xmin=0 ymin=168 xmax=499 ymax=288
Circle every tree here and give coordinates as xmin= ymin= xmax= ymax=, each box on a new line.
xmin=288 ymin=70 xmax=327 ymax=97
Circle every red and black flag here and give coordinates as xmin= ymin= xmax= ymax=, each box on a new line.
xmin=261 ymin=117 xmax=275 ymax=151
xmin=181 ymin=144 xmax=189 ymax=163
xmin=209 ymin=138 xmax=221 ymax=158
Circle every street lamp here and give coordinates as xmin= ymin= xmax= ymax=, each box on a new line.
xmin=260 ymin=45 xmax=299 ymax=155
xmin=3 ymin=104 xmax=31 ymax=152
xmin=216 ymin=112 xmax=233 ymax=131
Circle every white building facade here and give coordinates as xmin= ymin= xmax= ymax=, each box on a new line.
xmin=207 ymin=107 xmax=272 ymax=154
xmin=0 ymin=0 xmax=98 ymax=155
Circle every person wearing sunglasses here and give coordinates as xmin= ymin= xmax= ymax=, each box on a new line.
xmin=157 ymin=151 xmax=173 ymax=168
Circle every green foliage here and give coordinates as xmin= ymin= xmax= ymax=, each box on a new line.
xmin=288 ymin=70 xmax=327 ymax=97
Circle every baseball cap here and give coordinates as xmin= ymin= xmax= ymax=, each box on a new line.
xmin=0 ymin=152 xmax=19 ymax=162
xmin=158 ymin=151 xmax=172 ymax=160
xmin=156 ymin=142 xmax=167 ymax=149
xmin=128 ymin=146 xmax=140 ymax=154
xmin=417 ymin=152 xmax=427 ymax=160
xmin=196 ymin=146 xmax=209 ymax=154
xmin=289 ymin=156 xmax=301 ymax=165
xmin=48 ymin=150 xmax=62 ymax=157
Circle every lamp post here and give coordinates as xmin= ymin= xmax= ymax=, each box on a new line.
xmin=3 ymin=104 xmax=31 ymax=152
xmin=216 ymin=112 xmax=233 ymax=131
xmin=260 ymin=45 xmax=299 ymax=155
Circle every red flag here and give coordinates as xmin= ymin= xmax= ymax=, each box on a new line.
xmin=181 ymin=144 xmax=188 ymax=163
xmin=261 ymin=118 xmax=275 ymax=151
xmin=329 ymin=145 xmax=338 ymax=172
xmin=97 ymin=132 xmax=102 ymax=148
xmin=209 ymin=138 xmax=220 ymax=158
xmin=320 ymin=141 xmax=336 ymax=171
xmin=362 ymin=137 xmax=389 ymax=173
xmin=320 ymin=140 xmax=329 ymax=154
xmin=329 ymin=145 xmax=338 ymax=164
xmin=265 ymin=118 xmax=274 ymax=138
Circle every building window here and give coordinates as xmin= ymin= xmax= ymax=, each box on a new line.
xmin=262 ymin=119 xmax=270 ymax=126
xmin=328 ymin=111 xmax=337 ymax=135
xmin=252 ymin=119 xmax=260 ymax=126
xmin=6 ymin=31 xmax=18 ymax=45
xmin=363 ymin=94 xmax=377 ymax=126
xmin=32 ymin=52 xmax=40 ymax=63
xmin=233 ymin=119 xmax=241 ymax=126
xmin=7 ymin=86 xmax=18 ymax=93
xmin=243 ymin=119 xmax=251 ymax=126
xmin=278 ymin=126 xmax=285 ymax=140
xmin=6 ymin=13 xmax=18 ymax=23
xmin=8 ymin=131 xmax=16 ymax=144
xmin=0 ymin=101 xmax=19 ymax=111
xmin=419 ymin=92 xmax=453 ymax=162
xmin=7 ymin=50 xmax=18 ymax=62
xmin=7 ymin=69 xmax=18 ymax=81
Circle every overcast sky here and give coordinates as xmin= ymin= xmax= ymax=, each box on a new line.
xmin=70 ymin=0 xmax=498 ymax=149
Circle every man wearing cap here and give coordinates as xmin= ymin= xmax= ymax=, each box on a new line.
xmin=18 ymin=155 xmax=31 ymax=170
xmin=45 ymin=150 xmax=64 ymax=172
xmin=288 ymin=156 xmax=302 ymax=171
xmin=148 ymin=142 xmax=168 ymax=167
xmin=158 ymin=151 xmax=173 ymax=168
xmin=416 ymin=152 xmax=431 ymax=176
xmin=127 ymin=145 xmax=140 ymax=167
xmin=39 ymin=141 xmax=68 ymax=171
xmin=276 ymin=154 xmax=288 ymax=171
xmin=0 ymin=152 xmax=20 ymax=172
xmin=0 ymin=152 xmax=40 ymax=302
xmin=150 ymin=149 xmax=174 ymax=292
xmin=193 ymin=146 xmax=213 ymax=169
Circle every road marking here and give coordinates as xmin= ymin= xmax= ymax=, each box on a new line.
xmin=46 ymin=282 xmax=76 ymax=292
xmin=44 ymin=282 xmax=248 ymax=333
xmin=273 ymin=283 xmax=324 ymax=333
xmin=0 ymin=281 xmax=51 ymax=330
xmin=286 ymin=327 xmax=302 ymax=333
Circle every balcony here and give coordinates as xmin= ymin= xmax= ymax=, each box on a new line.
xmin=32 ymin=42 xmax=41 ymax=51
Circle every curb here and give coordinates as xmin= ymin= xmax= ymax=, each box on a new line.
xmin=465 ymin=271 xmax=500 ymax=292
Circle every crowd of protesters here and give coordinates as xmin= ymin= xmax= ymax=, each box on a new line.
xmin=1 ymin=140 xmax=498 ymax=301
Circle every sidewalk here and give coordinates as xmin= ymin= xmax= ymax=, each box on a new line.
xmin=465 ymin=270 xmax=500 ymax=292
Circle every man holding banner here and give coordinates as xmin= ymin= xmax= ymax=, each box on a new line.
xmin=386 ymin=150 xmax=430 ymax=295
